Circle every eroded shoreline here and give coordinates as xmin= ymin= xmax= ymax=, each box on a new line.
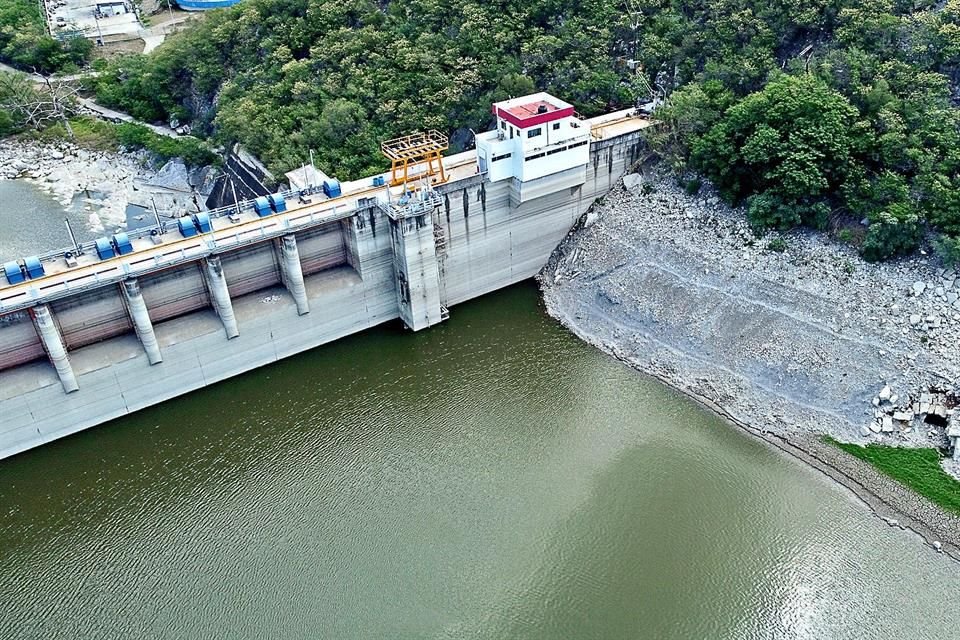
xmin=539 ymin=171 xmax=960 ymax=559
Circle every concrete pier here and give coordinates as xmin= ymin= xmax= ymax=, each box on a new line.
xmin=31 ymin=304 xmax=79 ymax=394
xmin=204 ymin=256 xmax=239 ymax=339
xmin=389 ymin=207 xmax=445 ymax=331
xmin=278 ymin=234 xmax=310 ymax=315
xmin=122 ymin=278 xmax=163 ymax=365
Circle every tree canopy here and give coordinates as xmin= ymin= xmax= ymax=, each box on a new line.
xmin=0 ymin=0 xmax=92 ymax=74
xmin=63 ymin=0 xmax=960 ymax=261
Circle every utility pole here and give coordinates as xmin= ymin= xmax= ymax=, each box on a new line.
xmin=151 ymin=196 xmax=164 ymax=232
xmin=64 ymin=218 xmax=80 ymax=255
xmin=230 ymin=178 xmax=241 ymax=216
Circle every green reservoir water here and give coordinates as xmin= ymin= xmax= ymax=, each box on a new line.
xmin=0 ymin=179 xmax=102 ymax=260
xmin=0 ymin=182 xmax=958 ymax=638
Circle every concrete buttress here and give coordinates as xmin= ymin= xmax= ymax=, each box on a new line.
xmin=204 ymin=256 xmax=239 ymax=338
xmin=32 ymin=304 xmax=79 ymax=393
xmin=122 ymin=278 xmax=163 ymax=364
xmin=389 ymin=211 xmax=444 ymax=331
xmin=277 ymin=234 xmax=310 ymax=315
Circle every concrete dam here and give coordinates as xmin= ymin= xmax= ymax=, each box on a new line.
xmin=0 ymin=94 xmax=650 ymax=460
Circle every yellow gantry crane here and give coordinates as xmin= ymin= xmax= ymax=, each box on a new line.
xmin=381 ymin=130 xmax=450 ymax=188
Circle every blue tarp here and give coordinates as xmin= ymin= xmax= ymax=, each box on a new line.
xmin=112 ymin=232 xmax=133 ymax=255
xmin=178 ymin=217 xmax=198 ymax=237
xmin=194 ymin=211 xmax=212 ymax=233
xmin=23 ymin=256 xmax=44 ymax=279
xmin=254 ymin=196 xmax=273 ymax=217
xmin=268 ymin=193 xmax=287 ymax=213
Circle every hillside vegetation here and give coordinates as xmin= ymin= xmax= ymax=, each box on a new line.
xmin=0 ymin=0 xmax=91 ymax=74
xmin=91 ymin=0 xmax=960 ymax=261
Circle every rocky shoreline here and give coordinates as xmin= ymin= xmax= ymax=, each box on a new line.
xmin=0 ymin=140 xmax=215 ymax=236
xmin=539 ymin=170 xmax=960 ymax=560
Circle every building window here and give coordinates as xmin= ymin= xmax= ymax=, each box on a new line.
xmin=500 ymin=120 xmax=506 ymax=129
xmin=527 ymin=127 xmax=542 ymax=138
xmin=552 ymin=123 xmax=560 ymax=130
xmin=492 ymin=153 xmax=512 ymax=162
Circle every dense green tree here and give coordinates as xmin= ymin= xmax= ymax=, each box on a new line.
xmin=692 ymin=75 xmax=860 ymax=228
xmin=83 ymin=0 xmax=960 ymax=261
xmin=0 ymin=0 xmax=91 ymax=74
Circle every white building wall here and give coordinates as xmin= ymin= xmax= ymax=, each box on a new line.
xmin=478 ymin=116 xmax=591 ymax=184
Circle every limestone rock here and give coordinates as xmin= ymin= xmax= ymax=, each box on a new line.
xmin=622 ymin=173 xmax=643 ymax=193
xmin=147 ymin=159 xmax=192 ymax=192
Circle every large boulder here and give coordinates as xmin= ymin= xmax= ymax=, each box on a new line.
xmin=189 ymin=165 xmax=220 ymax=197
xmin=148 ymin=159 xmax=192 ymax=192
xmin=622 ymin=173 xmax=643 ymax=193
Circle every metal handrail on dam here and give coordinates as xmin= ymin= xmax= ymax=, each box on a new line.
xmin=0 ymin=155 xmax=481 ymax=313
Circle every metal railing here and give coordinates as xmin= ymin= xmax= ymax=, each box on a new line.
xmin=0 ymin=185 xmax=345 ymax=314
xmin=26 ymin=185 xmax=322 ymax=266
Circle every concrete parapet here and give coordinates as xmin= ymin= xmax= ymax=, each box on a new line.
xmin=121 ymin=278 xmax=163 ymax=364
xmin=31 ymin=304 xmax=79 ymax=393
xmin=278 ymin=234 xmax=310 ymax=315
xmin=204 ymin=256 xmax=240 ymax=339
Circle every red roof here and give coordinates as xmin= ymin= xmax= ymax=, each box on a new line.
xmin=493 ymin=100 xmax=574 ymax=129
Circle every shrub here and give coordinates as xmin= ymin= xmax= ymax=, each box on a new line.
xmin=860 ymin=202 xmax=923 ymax=261
xmin=933 ymin=235 xmax=960 ymax=266
xmin=682 ymin=177 xmax=702 ymax=195
xmin=747 ymin=192 xmax=802 ymax=229
xmin=766 ymin=237 xmax=788 ymax=252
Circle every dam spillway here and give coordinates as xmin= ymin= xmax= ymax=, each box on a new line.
xmin=0 ymin=102 xmax=650 ymax=460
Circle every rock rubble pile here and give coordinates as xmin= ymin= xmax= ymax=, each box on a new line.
xmin=542 ymin=170 xmax=960 ymax=448
xmin=864 ymin=383 xmax=957 ymax=450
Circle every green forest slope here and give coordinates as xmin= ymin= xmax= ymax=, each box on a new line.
xmin=91 ymin=0 xmax=960 ymax=261
xmin=0 ymin=0 xmax=91 ymax=74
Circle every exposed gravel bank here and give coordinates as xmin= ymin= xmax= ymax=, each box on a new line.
xmin=539 ymin=170 xmax=960 ymax=559
xmin=0 ymin=140 xmax=158 ymax=231
xmin=0 ymin=140 xmax=208 ymax=234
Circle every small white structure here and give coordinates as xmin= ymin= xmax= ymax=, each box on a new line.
xmin=948 ymin=413 xmax=960 ymax=461
xmin=285 ymin=164 xmax=329 ymax=192
xmin=95 ymin=1 xmax=128 ymax=17
xmin=476 ymin=92 xmax=591 ymax=203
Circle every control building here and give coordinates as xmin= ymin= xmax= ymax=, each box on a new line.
xmin=475 ymin=93 xmax=592 ymax=203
